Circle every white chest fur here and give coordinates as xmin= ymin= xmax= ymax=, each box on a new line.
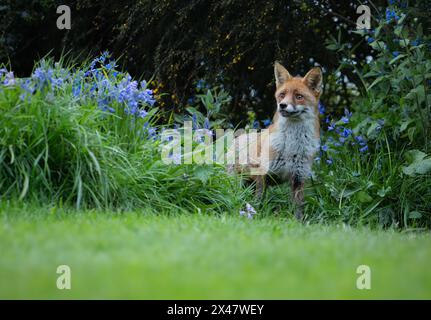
xmin=269 ymin=117 xmax=320 ymax=180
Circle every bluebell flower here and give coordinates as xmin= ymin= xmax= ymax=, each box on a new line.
xmin=340 ymin=128 xmax=352 ymax=138
xmin=3 ymin=71 xmax=16 ymax=86
xmin=392 ymin=51 xmax=400 ymax=57
xmin=321 ymin=145 xmax=329 ymax=152
xmin=196 ymin=79 xmax=205 ymax=90
xmin=326 ymin=158 xmax=333 ymax=165
xmin=204 ymin=118 xmax=210 ymax=130
xmin=192 ymin=114 xmax=198 ymax=130
xmin=367 ymin=37 xmax=374 ymax=43
xmin=240 ymin=203 xmax=257 ymax=219
xmin=411 ymin=39 xmax=420 ymax=46
xmin=359 ymin=145 xmax=369 ymax=153
xmin=263 ymin=119 xmax=271 ymax=127
xmin=318 ymin=101 xmax=325 ymax=115
xmin=138 ymin=109 xmax=148 ymax=118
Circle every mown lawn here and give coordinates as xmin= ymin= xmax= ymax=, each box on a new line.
xmin=0 ymin=205 xmax=430 ymax=299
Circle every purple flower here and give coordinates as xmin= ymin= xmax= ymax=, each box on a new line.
xmin=240 ymin=203 xmax=257 ymax=219
xmin=392 ymin=51 xmax=400 ymax=57
xmin=359 ymin=145 xmax=369 ymax=153
xmin=326 ymin=158 xmax=333 ymax=165
xmin=367 ymin=37 xmax=374 ymax=43
xmin=204 ymin=117 xmax=210 ymax=129
xmin=340 ymin=128 xmax=352 ymax=138
xmin=318 ymin=101 xmax=325 ymax=115
xmin=321 ymin=145 xmax=329 ymax=152
xmin=263 ymin=119 xmax=271 ymax=127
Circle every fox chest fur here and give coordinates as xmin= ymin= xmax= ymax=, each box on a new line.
xmin=268 ymin=117 xmax=320 ymax=181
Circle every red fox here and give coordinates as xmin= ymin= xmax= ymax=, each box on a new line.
xmin=228 ymin=62 xmax=322 ymax=220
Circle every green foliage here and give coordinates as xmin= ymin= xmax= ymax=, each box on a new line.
xmin=312 ymin=1 xmax=431 ymax=228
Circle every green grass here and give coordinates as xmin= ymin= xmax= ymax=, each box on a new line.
xmin=1 ymin=205 xmax=431 ymax=299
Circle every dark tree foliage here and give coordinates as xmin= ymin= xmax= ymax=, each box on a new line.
xmin=1 ymin=0 xmax=389 ymax=123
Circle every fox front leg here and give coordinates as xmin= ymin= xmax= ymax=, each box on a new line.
xmin=291 ymin=175 xmax=305 ymax=221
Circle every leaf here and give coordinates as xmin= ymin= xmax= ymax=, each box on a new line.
xmin=409 ymin=211 xmax=422 ymax=219
xmin=325 ymin=43 xmax=338 ymax=51
xmin=402 ymin=150 xmax=431 ymax=176
xmin=356 ymin=191 xmax=373 ymax=203
xmin=389 ymin=54 xmax=406 ymax=65
xmin=194 ymin=166 xmax=212 ymax=184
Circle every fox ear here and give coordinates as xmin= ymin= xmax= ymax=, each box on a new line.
xmin=274 ymin=62 xmax=292 ymax=88
xmin=303 ymin=67 xmax=323 ymax=95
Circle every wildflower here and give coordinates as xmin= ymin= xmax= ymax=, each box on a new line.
xmin=263 ymin=119 xmax=271 ymax=127
xmin=169 ymin=152 xmax=181 ymax=164
xmin=240 ymin=203 xmax=257 ymax=219
xmin=253 ymin=121 xmax=259 ymax=129
xmin=196 ymin=79 xmax=205 ymax=90
xmin=204 ymin=118 xmax=210 ymax=130
xmin=192 ymin=114 xmax=198 ymax=129
xmin=138 ymin=109 xmax=148 ymax=118
xmin=359 ymin=145 xmax=369 ymax=153
xmin=392 ymin=51 xmax=400 ymax=57
xmin=3 ymin=71 xmax=16 ymax=86
xmin=367 ymin=37 xmax=374 ymax=43
xmin=385 ymin=8 xmax=399 ymax=23
xmin=318 ymin=101 xmax=325 ymax=115
xmin=321 ymin=145 xmax=329 ymax=152
xmin=411 ymin=39 xmax=420 ymax=46
xmin=326 ymin=158 xmax=333 ymax=165
xmin=328 ymin=122 xmax=335 ymax=131
xmin=340 ymin=128 xmax=352 ymax=138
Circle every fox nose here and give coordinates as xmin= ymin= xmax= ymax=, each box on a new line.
xmin=279 ymin=103 xmax=288 ymax=110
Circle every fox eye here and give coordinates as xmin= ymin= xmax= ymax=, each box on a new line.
xmin=295 ymin=94 xmax=304 ymax=100
xmin=279 ymin=92 xmax=286 ymax=99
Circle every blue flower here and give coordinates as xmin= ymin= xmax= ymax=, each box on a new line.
xmin=321 ymin=145 xmax=329 ymax=152
xmin=253 ymin=121 xmax=259 ymax=129
xmin=240 ymin=203 xmax=257 ymax=219
xmin=196 ymin=79 xmax=205 ymax=90
xmin=204 ymin=117 xmax=210 ymax=130
xmin=192 ymin=114 xmax=198 ymax=129
xmin=318 ymin=101 xmax=325 ymax=115
xmin=326 ymin=158 xmax=333 ymax=165
xmin=340 ymin=128 xmax=352 ymax=138
xmin=392 ymin=51 xmax=400 ymax=57
xmin=411 ymin=39 xmax=420 ymax=46
xmin=367 ymin=37 xmax=374 ymax=43
xmin=359 ymin=145 xmax=369 ymax=153
xmin=263 ymin=119 xmax=271 ymax=127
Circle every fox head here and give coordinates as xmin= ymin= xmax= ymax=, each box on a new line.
xmin=274 ymin=62 xmax=323 ymax=122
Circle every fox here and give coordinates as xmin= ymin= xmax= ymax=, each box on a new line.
xmin=227 ymin=62 xmax=322 ymax=220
